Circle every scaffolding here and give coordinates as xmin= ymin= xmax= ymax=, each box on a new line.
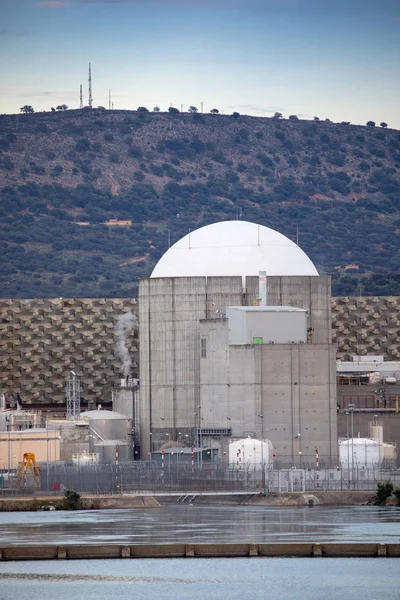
xmin=66 ymin=372 xmax=81 ymax=420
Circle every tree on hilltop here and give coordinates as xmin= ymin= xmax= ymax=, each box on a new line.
xmin=232 ymin=112 xmax=240 ymax=119
xmin=289 ymin=114 xmax=299 ymax=121
xmin=137 ymin=106 xmax=149 ymax=112
xmin=188 ymin=106 xmax=198 ymax=113
xmin=380 ymin=122 xmax=388 ymax=128
xmin=153 ymin=106 xmax=160 ymax=112
xmin=168 ymin=107 xmax=180 ymax=114
xmin=56 ymin=104 xmax=68 ymax=111
xmin=366 ymin=121 xmax=376 ymax=127
xmin=210 ymin=108 xmax=219 ymax=114
xmin=273 ymin=112 xmax=282 ymax=119
xmin=20 ymin=105 xmax=34 ymax=114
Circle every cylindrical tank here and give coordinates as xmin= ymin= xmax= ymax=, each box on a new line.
xmin=368 ymin=423 xmax=383 ymax=446
xmin=93 ymin=441 xmax=130 ymax=464
xmin=229 ymin=437 xmax=272 ymax=467
xmin=339 ymin=438 xmax=380 ymax=468
xmin=81 ymin=409 xmax=132 ymax=442
xmin=383 ymin=443 xmax=397 ymax=461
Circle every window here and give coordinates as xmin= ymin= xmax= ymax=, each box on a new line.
xmin=201 ymin=338 xmax=207 ymax=358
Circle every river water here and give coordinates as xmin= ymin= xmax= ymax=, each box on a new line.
xmin=0 ymin=504 xmax=399 ymax=545
xmin=0 ymin=505 xmax=399 ymax=599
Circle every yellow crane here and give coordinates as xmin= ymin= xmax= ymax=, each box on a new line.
xmin=16 ymin=453 xmax=41 ymax=490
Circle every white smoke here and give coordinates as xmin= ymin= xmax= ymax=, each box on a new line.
xmin=115 ymin=312 xmax=138 ymax=378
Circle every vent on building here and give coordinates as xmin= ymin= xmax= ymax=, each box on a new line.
xmin=196 ymin=428 xmax=232 ymax=436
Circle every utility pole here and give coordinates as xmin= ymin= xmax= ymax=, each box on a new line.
xmin=88 ymin=63 xmax=93 ymax=108
xmin=200 ymin=101 xmax=204 ymax=114
xmin=79 ymin=84 xmax=83 ymax=109
xmin=258 ymin=414 xmax=265 ymax=493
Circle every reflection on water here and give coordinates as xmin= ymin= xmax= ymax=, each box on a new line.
xmin=0 ymin=558 xmax=399 ymax=600
xmin=0 ymin=505 xmax=399 ymax=545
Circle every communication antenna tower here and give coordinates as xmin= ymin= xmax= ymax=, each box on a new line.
xmin=66 ymin=371 xmax=81 ymax=420
xmin=79 ymin=84 xmax=83 ymax=109
xmin=88 ymin=62 xmax=93 ymax=108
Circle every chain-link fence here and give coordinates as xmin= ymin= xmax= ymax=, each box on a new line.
xmin=2 ymin=460 xmax=400 ymax=496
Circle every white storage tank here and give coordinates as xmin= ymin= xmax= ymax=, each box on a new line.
xmin=339 ymin=438 xmax=380 ymax=468
xmin=383 ymin=443 xmax=397 ymax=461
xmin=80 ymin=408 xmax=132 ymax=442
xmin=229 ymin=437 xmax=272 ymax=467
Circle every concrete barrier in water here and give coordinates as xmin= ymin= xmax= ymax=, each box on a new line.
xmin=1 ymin=543 xmax=399 ymax=560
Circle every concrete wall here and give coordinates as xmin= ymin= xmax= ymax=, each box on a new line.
xmin=47 ymin=420 xmax=89 ymax=460
xmin=139 ymin=277 xmax=243 ymax=456
xmin=1 ymin=542 xmax=399 ymax=560
xmin=140 ymin=275 xmax=336 ymax=463
xmin=0 ymin=431 xmax=60 ymax=469
xmin=332 ymin=296 xmax=400 ymax=360
xmin=2 ymin=295 xmax=399 ymax=414
xmin=0 ymin=298 xmax=139 ymax=408
xmin=199 ymin=321 xmax=337 ymax=464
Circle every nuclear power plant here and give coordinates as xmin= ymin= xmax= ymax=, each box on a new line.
xmin=139 ymin=220 xmax=337 ymax=465
xmin=1 ymin=219 xmax=400 ymax=481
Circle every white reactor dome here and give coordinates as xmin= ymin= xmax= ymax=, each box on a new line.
xmin=151 ymin=220 xmax=318 ymax=279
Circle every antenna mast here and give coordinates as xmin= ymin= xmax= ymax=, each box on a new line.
xmin=79 ymin=84 xmax=83 ymax=109
xmin=88 ymin=62 xmax=93 ymax=108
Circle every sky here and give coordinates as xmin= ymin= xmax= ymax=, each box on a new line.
xmin=1 ymin=0 xmax=400 ymax=128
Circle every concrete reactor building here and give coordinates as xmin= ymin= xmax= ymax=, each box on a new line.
xmin=139 ymin=220 xmax=338 ymax=466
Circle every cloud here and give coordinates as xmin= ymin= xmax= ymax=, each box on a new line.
xmin=36 ymin=1 xmax=69 ymax=6
xmin=22 ymin=90 xmax=77 ymax=98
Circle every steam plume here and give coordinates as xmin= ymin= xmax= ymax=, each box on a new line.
xmin=115 ymin=312 xmax=138 ymax=378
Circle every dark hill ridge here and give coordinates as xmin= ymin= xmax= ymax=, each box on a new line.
xmin=0 ymin=109 xmax=399 ymax=298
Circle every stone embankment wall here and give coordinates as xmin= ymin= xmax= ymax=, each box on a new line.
xmin=1 ymin=542 xmax=399 ymax=560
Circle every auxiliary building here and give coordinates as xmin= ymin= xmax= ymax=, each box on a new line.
xmin=139 ymin=221 xmax=337 ymax=466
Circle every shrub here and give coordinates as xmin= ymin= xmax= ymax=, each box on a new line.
xmin=375 ymin=481 xmax=393 ymax=505
xmin=63 ymin=489 xmax=81 ymax=510
xmin=76 ymin=138 xmax=91 ymax=153
xmin=128 ymin=145 xmax=142 ymax=159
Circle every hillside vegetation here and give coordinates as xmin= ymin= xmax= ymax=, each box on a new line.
xmin=0 ymin=109 xmax=399 ymax=298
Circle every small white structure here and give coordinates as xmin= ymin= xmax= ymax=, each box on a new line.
xmin=226 ymin=305 xmax=307 ymax=345
xmin=339 ymin=438 xmax=380 ymax=468
xmin=229 ymin=437 xmax=273 ymax=468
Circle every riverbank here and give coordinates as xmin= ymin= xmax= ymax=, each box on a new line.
xmin=156 ymin=491 xmax=375 ymax=506
xmin=0 ymin=495 xmax=160 ymax=512
xmin=1 ymin=490 xmax=396 ymax=511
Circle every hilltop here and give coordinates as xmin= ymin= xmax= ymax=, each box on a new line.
xmin=0 ymin=109 xmax=399 ymax=298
